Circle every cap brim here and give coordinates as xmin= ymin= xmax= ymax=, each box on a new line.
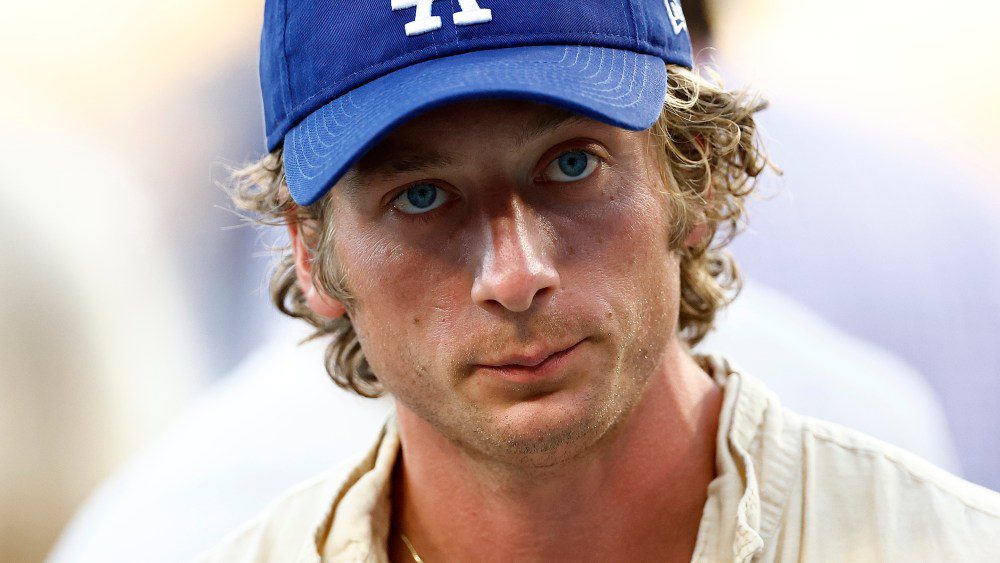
xmin=283 ymin=45 xmax=667 ymax=205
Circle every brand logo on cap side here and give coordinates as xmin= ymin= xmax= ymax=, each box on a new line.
xmin=391 ymin=0 xmax=493 ymax=37
xmin=664 ymin=0 xmax=687 ymax=35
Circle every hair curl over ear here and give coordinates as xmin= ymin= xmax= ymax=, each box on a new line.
xmin=651 ymin=66 xmax=773 ymax=346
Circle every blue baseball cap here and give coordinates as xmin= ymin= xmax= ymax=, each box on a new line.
xmin=260 ymin=0 xmax=694 ymax=205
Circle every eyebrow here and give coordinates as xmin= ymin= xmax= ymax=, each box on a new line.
xmin=513 ymin=107 xmax=588 ymax=146
xmin=346 ymin=106 xmax=590 ymax=185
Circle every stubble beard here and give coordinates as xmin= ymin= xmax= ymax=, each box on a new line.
xmin=382 ymin=260 xmax=678 ymax=471
xmin=399 ymin=315 xmax=670 ymax=471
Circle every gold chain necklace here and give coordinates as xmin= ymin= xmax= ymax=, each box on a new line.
xmin=400 ymin=533 xmax=424 ymax=562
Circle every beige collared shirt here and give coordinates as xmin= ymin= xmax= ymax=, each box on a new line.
xmin=199 ymin=357 xmax=1000 ymax=562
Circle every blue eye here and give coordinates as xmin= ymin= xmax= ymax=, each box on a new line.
xmin=393 ymin=183 xmax=450 ymax=214
xmin=544 ymin=150 xmax=599 ymax=182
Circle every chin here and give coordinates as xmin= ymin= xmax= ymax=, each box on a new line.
xmin=468 ymin=386 xmax=631 ymax=467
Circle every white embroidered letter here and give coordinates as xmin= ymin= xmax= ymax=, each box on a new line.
xmin=452 ymin=0 xmax=492 ymax=27
xmin=664 ymin=0 xmax=687 ymax=35
xmin=391 ymin=0 xmax=442 ymax=36
xmin=392 ymin=0 xmax=493 ymax=37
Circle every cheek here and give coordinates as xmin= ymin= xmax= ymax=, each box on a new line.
xmin=559 ymin=176 xmax=680 ymax=340
xmin=565 ymin=175 xmax=674 ymax=283
xmin=336 ymin=226 xmax=467 ymax=383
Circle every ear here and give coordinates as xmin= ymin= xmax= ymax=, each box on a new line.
xmin=683 ymin=222 xmax=709 ymax=247
xmin=288 ymin=220 xmax=346 ymax=319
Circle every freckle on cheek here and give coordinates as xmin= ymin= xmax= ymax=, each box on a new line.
xmin=412 ymin=316 xmax=421 ymax=326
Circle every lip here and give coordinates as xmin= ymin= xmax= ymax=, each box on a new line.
xmin=476 ymin=339 xmax=585 ymax=383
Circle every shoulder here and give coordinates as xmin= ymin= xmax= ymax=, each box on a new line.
xmin=792 ymin=413 xmax=1000 ymax=559
xmin=195 ymin=414 xmax=399 ymax=563
xmin=195 ymin=460 xmax=360 ymax=563
xmin=801 ymin=416 xmax=999 ymax=515
xmin=715 ymin=364 xmax=1000 ymax=560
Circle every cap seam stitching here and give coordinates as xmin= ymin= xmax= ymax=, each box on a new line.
xmin=626 ymin=0 xmax=642 ymax=49
xmin=282 ymin=0 xmax=295 ymax=113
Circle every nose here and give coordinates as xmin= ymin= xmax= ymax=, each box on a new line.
xmin=471 ymin=199 xmax=560 ymax=313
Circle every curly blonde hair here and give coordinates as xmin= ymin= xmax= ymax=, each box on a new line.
xmin=230 ymin=65 xmax=771 ymax=398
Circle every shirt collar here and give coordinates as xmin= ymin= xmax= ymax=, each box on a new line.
xmin=694 ymin=355 xmax=801 ymax=562
xmin=296 ymin=420 xmax=400 ymax=563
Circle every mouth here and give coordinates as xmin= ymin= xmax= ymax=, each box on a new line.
xmin=475 ymin=339 xmax=585 ymax=383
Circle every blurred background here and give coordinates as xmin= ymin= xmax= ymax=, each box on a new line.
xmin=0 ymin=0 xmax=997 ymax=561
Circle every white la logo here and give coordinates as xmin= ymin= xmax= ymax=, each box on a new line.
xmin=664 ymin=0 xmax=687 ymax=35
xmin=391 ymin=0 xmax=493 ymax=37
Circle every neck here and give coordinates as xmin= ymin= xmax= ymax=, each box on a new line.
xmin=390 ymin=341 xmax=723 ymax=562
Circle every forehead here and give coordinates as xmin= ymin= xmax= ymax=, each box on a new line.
xmin=349 ymin=100 xmax=602 ymax=177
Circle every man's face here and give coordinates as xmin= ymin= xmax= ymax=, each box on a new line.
xmin=326 ymin=99 xmax=682 ymax=466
